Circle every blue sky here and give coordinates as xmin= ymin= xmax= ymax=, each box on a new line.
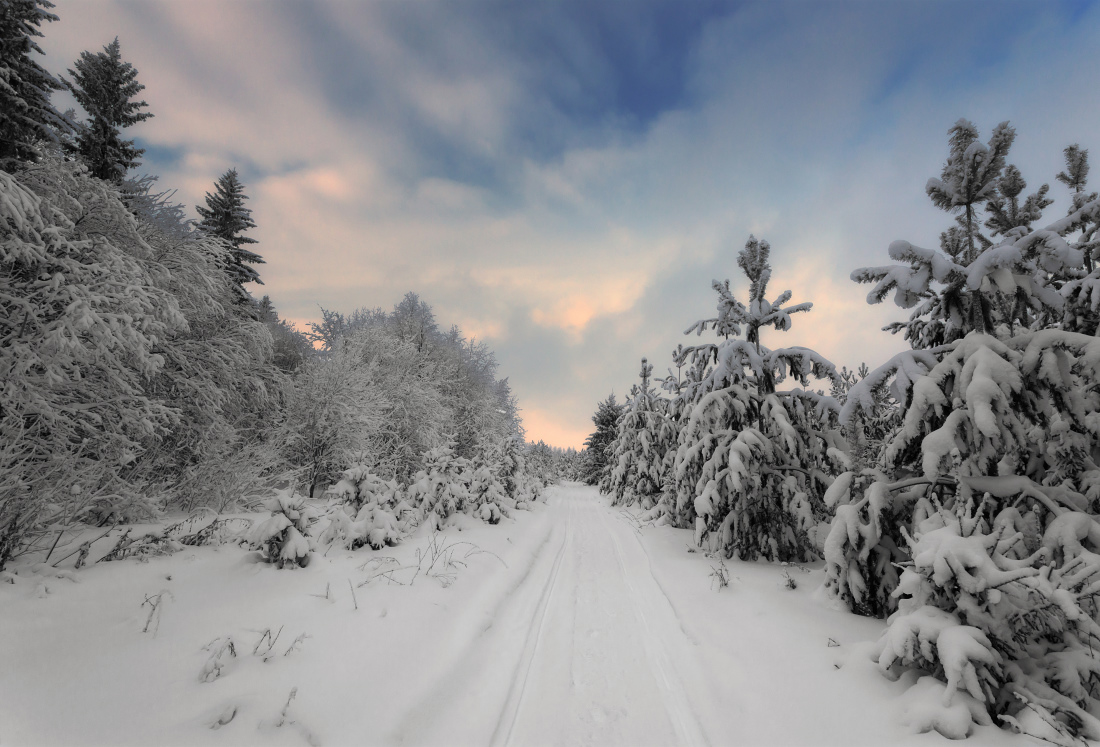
xmin=39 ymin=0 xmax=1100 ymax=447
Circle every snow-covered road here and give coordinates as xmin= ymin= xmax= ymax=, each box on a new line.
xmin=393 ymin=485 xmax=712 ymax=747
xmin=1 ymin=483 xmax=1031 ymax=746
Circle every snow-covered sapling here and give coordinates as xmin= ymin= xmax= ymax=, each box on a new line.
xmin=248 ymin=491 xmax=317 ymax=569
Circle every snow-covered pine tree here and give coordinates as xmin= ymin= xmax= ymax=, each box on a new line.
xmin=673 ymin=236 xmax=844 ymax=561
xmin=853 ymin=121 xmax=1022 ymax=349
xmin=835 ymin=121 xmax=1100 ymax=740
xmin=195 ymin=168 xmax=264 ymax=291
xmin=606 ymin=358 xmax=669 ymax=509
xmin=65 ymin=37 xmax=152 ymax=183
xmin=584 ymin=393 xmax=624 ymax=486
xmin=846 ymin=331 xmax=1100 ymax=739
xmin=0 ymin=0 xmax=71 ymax=169
xmin=633 ymin=346 xmax=693 ymax=526
xmin=832 ymin=364 xmax=899 ymax=470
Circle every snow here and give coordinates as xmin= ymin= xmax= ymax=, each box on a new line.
xmin=0 ymin=484 xmax=1046 ymax=746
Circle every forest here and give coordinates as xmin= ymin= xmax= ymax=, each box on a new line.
xmin=5 ymin=1 xmax=1100 ymax=745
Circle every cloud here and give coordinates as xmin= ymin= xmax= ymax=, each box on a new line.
xmin=35 ymin=0 xmax=1100 ymax=449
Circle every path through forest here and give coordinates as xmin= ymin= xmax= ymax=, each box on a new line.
xmin=0 ymin=485 xmax=1026 ymax=746
xmin=392 ymin=485 xmax=714 ymax=746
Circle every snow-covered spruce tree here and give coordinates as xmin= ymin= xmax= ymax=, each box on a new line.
xmin=0 ymin=157 xmax=185 ymax=568
xmin=674 ymin=236 xmax=844 ymax=562
xmin=832 ymin=121 xmax=1100 ymax=740
xmin=584 ymin=393 xmax=624 ymax=486
xmin=65 ymin=37 xmax=152 ymax=183
xmin=406 ymin=438 xmax=472 ymax=530
xmin=196 ymin=168 xmax=264 ymax=291
xmin=606 ymin=358 xmax=671 ymax=509
xmin=248 ymin=490 xmax=317 ymax=569
xmin=0 ymin=0 xmax=71 ymax=170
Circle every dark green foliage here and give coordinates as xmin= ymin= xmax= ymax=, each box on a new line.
xmin=0 ymin=0 xmax=70 ymax=169
xmin=66 ymin=37 xmax=152 ymax=183
xmin=196 ymin=168 xmax=264 ymax=289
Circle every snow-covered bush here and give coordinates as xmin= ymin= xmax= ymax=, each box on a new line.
xmin=0 ymin=157 xmax=185 ymax=568
xmin=875 ymin=500 xmax=1100 ymax=742
xmin=248 ymin=491 xmax=317 ymax=569
xmin=317 ymin=465 xmax=412 ymax=550
xmin=672 ymin=236 xmax=845 ymax=561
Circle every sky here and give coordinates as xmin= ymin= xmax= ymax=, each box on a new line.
xmin=37 ymin=0 xmax=1100 ymax=449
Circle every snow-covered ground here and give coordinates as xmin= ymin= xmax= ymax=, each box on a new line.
xmin=0 ymin=484 xmax=1037 ymax=746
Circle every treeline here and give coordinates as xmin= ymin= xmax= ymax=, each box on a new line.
xmin=0 ymin=2 xmax=563 ymax=570
xmin=590 ymin=121 xmax=1100 ymax=741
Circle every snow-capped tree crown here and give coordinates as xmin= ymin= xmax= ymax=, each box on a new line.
xmin=853 ymin=120 xmax=1100 ymax=349
xmin=196 ymin=168 xmax=264 ymax=287
xmin=66 ymin=37 xmax=152 ymax=182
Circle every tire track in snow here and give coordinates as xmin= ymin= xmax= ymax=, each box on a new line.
xmin=598 ymin=504 xmax=712 ymax=747
xmin=391 ymin=487 xmax=717 ymax=746
xmin=388 ymin=501 xmax=568 ymax=746
xmin=490 ymin=496 xmax=574 ymax=746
